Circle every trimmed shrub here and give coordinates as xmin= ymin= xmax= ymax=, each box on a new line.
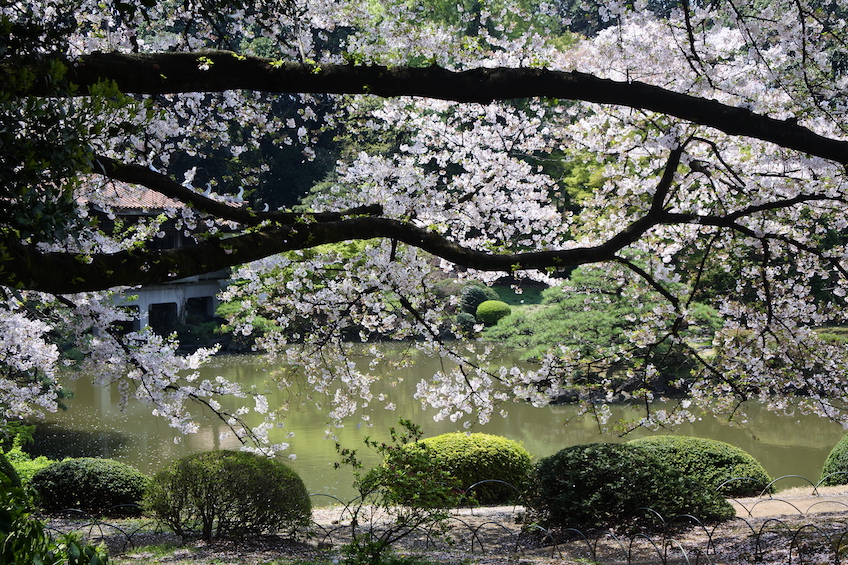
xmin=475 ymin=300 xmax=511 ymax=326
xmin=0 ymin=451 xmax=21 ymax=487
xmin=145 ymin=450 xmax=311 ymax=540
xmin=821 ymin=434 xmax=848 ymax=486
xmin=394 ymin=433 xmax=532 ymax=505
xmin=454 ymin=312 xmax=478 ymax=333
xmin=459 ymin=284 xmax=499 ymax=315
xmin=432 ymin=278 xmax=466 ymax=306
xmin=30 ymin=457 xmax=149 ymax=515
xmin=526 ymin=443 xmax=735 ymax=530
xmin=628 ymin=436 xmax=773 ymax=496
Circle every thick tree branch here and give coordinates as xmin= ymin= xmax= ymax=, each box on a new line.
xmin=665 ymin=205 xmax=848 ymax=281
xmin=6 ymin=147 xmax=688 ymax=293
xmin=94 ymin=156 xmax=383 ymax=224
xmin=19 ymin=51 xmax=848 ymax=165
xmin=4 ymin=214 xmax=657 ymax=293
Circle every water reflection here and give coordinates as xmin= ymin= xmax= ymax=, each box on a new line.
xmin=28 ymin=425 xmax=129 ymax=460
xmin=37 ymin=350 xmax=848 ymax=503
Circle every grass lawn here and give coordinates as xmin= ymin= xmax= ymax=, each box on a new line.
xmin=492 ymin=283 xmax=546 ymax=307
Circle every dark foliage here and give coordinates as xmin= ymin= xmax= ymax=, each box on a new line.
xmin=0 ymin=451 xmax=21 ymax=487
xmin=459 ymin=284 xmax=500 ymax=315
xmin=30 ymin=457 xmax=149 ymax=515
xmin=526 ymin=443 xmax=734 ymax=530
xmin=0 ymin=480 xmax=108 ymax=565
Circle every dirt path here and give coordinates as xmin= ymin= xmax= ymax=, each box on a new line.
xmin=729 ymin=484 xmax=848 ymax=518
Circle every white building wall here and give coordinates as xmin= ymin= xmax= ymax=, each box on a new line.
xmin=119 ymin=278 xmax=226 ymax=330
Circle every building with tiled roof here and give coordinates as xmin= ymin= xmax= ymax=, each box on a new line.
xmin=94 ymin=181 xmax=184 ymax=210
xmin=79 ymin=178 xmax=230 ymax=340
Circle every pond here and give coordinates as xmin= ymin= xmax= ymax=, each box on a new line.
xmin=32 ymin=348 xmax=848 ymax=503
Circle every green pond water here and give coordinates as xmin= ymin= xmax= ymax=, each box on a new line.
xmin=32 ymin=348 xmax=848 ymax=503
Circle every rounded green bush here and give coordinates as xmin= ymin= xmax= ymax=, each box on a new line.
xmin=526 ymin=443 xmax=734 ymax=530
xmin=30 ymin=457 xmax=149 ymax=515
xmin=396 ymin=433 xmax=532 ymax=505
xmin=145 ymin=450 xmax=311 ymax=540
xmin=628 ymin=436 xmax=773 ymax=496
xmin=459 ymin=284 xmax=499 ymax=315
xmin=475 ymin=300 xmax=512 ymax=326
xmin=0 ymin=451 xmax=21 ymax=487
xmin=821 ymin=434 xmax=848 ymax=486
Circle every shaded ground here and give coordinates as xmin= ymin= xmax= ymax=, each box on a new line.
xmin=49 ymin=487 xmax=848 ymax=565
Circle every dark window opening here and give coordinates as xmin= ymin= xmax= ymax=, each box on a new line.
xmin=185 ymin=296 xmax=214 ymax=325
xmin=149 ymin=303 xmax=178 ymax=336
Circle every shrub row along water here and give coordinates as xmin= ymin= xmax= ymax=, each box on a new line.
xmin=7 ymin=428 xmax=848 ymax=543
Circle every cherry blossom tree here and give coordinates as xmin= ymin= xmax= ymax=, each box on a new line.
xmin=3 ymin=0 xmax=848 ymax=450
